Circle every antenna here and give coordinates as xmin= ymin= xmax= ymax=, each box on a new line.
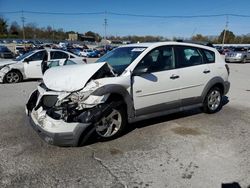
xmin=222 ymin=16 xmax=229 ymax=46
xmin=21 ymin=10 xmax=25 ymax=40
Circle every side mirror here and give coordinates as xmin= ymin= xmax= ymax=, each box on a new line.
xmin=23 ymin=58 xmax=30 ymax=63
xmin=132 ymin=67 xmax=148 ymax=76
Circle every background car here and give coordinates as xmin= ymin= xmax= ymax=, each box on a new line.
xmin=41 ymin=59 xmax=85 ymax=74
xmin=225 ymin=47 xmax=250 ymax=63
xmin=0 ymin=45 xmax=14 ymax=59
xmin=0 ymin=49 xmax=85 ymax=83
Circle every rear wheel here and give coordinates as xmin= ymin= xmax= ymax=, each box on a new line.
xmin=203 ymin=87 xmax=222 ymax=114
xmin=4 ymin=71 xmax=22 ymax=83
xmin=242 ymin=57 xmax=247 ymax=64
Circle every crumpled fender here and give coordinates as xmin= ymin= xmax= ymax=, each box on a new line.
xmin=92 ymin=84 xmax=135 ymax=119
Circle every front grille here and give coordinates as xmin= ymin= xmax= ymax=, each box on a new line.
xmin=41 ymin=95 xmax=58 ymax=108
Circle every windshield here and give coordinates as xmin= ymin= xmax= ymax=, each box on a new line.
xmin=15 ymin=51 xmax=35 ymax=61
xmin=96 ymin=46 xmax=146 ymax=75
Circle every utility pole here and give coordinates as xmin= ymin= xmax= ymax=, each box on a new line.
xmin=222 ymin=16 xmax=229 ymax=47
xmin=104 ymin=11 xmax=108 ymax=40
xmin=21 ymin=10 xmax=25 ymax=40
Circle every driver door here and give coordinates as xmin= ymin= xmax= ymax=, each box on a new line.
xmin=24 ymin=50 xmax=47 ymax=78
xmin=132 ymin=46 xmax=181 ymax=116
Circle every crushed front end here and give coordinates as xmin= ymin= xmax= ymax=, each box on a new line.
xmin=26 ymin=81 xmax=112 ymax=146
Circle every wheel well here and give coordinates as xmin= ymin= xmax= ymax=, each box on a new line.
xmin=211 ymin=83 xmax=224 ymax=94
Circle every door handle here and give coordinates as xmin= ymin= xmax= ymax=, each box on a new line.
xmin=203 ymin=69 xmax=210 ymax=74
xmin=170 ymin=74 xmax=180 ymax=79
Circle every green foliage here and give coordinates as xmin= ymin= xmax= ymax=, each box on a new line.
xmin=0 ymin=17 xmax=8 ymax=35
xmin=218 ymin=30 xmax=235 ymax=44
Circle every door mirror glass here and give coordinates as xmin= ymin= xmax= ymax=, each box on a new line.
xmin=132 ymin=67 xmax=148 ymax=76
xmin=23 ymin=58 xmax=30 ymax=63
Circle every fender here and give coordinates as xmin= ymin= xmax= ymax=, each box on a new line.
xmin=92 ymin=84 xmax=135 ymax=119
xmin=201 ymin=77 xmax=225 ymax=102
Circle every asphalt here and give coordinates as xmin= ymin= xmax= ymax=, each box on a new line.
xmin=0 ymin=62 xmax=249 ymax=188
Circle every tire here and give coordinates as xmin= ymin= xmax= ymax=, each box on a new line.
xmin=4 ymin=71 xmax=23 ymax=83
xmin=203 ymin=87 xmax=223 ymax=114
xmin=94 ymin=103 xmax=127 ymax=140
xmin=242 ymin=57 xmax=247 ymax=64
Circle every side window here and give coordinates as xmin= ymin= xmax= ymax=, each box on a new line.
xmin=202 ymin=49 xmax=215 ymax=63
xmin=50 ymin=51 xmax=69 ymax=59
xmin=29 ymin=51 xmax=46 ymax=61
xmin=64 ymin=60 xmax=76 ymax=65
xmin=135 ymin=46 xmax=174 ymax=73
xmin=176 ymin=46 xmax=203 ymax=68
xmin=70 ymin=55 xmax=75 ymax=58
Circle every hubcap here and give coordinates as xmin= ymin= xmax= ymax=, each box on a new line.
xmin=6 ymin=72 xmax=20 ymax=83
xmin=95 ymin=109 xmax=122 ymax=138
xmin=207 ymin=90 xmax=221 ymax=111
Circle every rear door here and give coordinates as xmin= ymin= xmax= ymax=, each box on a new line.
xmin=132 ymin=45 xmax=181 ymax=116
xmin=23 ymin=50 xmax=47 ymax=78
xmin=49 ymin=51 xmax=69 ymax=65
xmin=174 ymin=45 xmax=211 ymax=105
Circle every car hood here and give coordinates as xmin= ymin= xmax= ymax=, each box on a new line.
xmin=0 ymin=60 xmax=17 ymax=67
xmin=43 ymin=62 xmax=115 ymax=92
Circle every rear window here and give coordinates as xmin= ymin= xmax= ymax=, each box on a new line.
xmin=202 ymin=49 xmax=215 ymax=63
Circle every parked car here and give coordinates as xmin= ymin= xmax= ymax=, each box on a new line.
xmin=79 ymin=49 xmax=94 ymax=57
xmin=0 ymin=49 xmax=84 ymax=83
xmin=41 ymin=59 xmax=85 ymax=74
xmin=0 ymin=45 xmax=14 ymax=59
xmin=86 ymin=50 xmax=100 ymax=58
xmin=26 ymin=41 xmax=230 ymax=146
xmin=225 ymin=47 xmax=250 ymax=63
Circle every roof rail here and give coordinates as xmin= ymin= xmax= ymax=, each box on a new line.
xmin=175 ymin=40 xmax=214 ymax=48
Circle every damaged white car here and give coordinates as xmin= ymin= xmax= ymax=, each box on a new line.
xmin=0 ymin=49 xmax=84 ymax=83
xmin=26 ymin=42 xmax=230 ymax=146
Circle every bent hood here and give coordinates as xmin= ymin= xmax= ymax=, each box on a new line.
xmin=43 ymin=62 xmax=114 ymax=92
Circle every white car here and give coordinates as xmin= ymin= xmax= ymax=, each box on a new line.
xmin=0 ymin=49 xmax=85 ymax=83
xmin=26 ymin=41 xmax=230 ymax=146
xmin=79 ymin=49 xmax=93 ymax=57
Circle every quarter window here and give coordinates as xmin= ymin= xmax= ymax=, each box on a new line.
xmin=203 ymin=49 xmax=215 ymax=63
xmin=50 ymin=51 xmax=69 ymax=59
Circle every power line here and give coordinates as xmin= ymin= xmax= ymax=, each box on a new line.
xmin=1 ymin=10 xmax=250 ymax=18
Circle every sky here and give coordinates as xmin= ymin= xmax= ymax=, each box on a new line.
xmin=0 ymin=0 xmax=250 ymax=38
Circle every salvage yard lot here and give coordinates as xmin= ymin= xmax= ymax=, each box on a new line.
xmin=0 ymin=63 xmax=250 ymax=187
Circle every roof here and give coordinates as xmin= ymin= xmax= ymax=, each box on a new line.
xmin=121 ymin=41 xmax=215 ymax=51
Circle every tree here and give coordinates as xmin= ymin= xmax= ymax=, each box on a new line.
xmin=191 ymin=34 xmax=209 ymax=42
xmin=218 ymin=30 xmax=235 ymax=44
xmin=0 ymin=17 xmax=8 ymax=35
xmin=85 ymin=31 xmax=101 ymax=42
xmin=9 ymin=21 xmax=20 ymax=36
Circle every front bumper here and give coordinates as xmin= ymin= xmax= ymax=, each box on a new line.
xmin=225 ymin=57 xmax=243 ymax=63
xmin=27 ymin=107 xmax=91 ymax=147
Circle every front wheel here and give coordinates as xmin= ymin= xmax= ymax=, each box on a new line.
xmin=203 ymin=87 xmax=223 ymax=114
xmin=95 ymin=104 xmax=126 ymax=139
xmin=4 ymin=71 xmax=22 ymax=83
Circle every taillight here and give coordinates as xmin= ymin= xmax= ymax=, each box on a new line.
xmin=225 ymin=64 xmax=230 ymax=75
